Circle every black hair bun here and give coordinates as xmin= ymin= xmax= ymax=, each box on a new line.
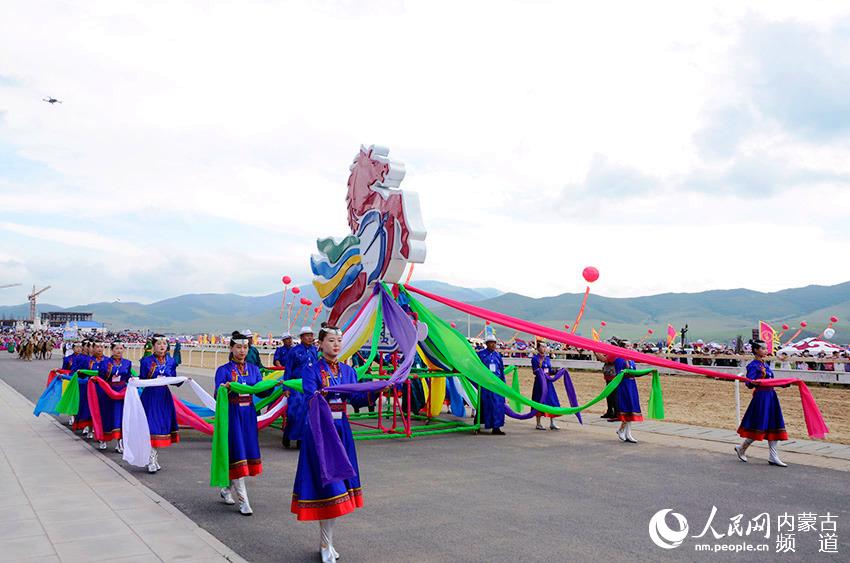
xmin=320 ymin=322 xmax=329 ymax=329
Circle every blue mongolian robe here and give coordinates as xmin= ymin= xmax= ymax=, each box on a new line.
xmin=284 ymin=343 xmax=318 ymax=442
xmin=72 ymin=355 xmax=103 ymax=431
xmin=96 ymin=357 xmax=132 ymax=441
xmin=214 ymin=361 xmax=265 ymax=480
xmin=531 ymin=354 xmax=560 ymax=418
xmin=613 ymin=357 xmax=642 ymax=422
xmin=62 ymin=353 xmax=78 ymax=371
xmin=738 ymin=359 xmax=787 ymax=441
xmin=273 ymin=344 xmax=293 ymax=367
xmin=476 ymin=348 xmax=506 ymax=429
xmin=291 ymin=358 xmax=363 ymax=521
xmin=138 ymin=354 xmax=181 ymax=448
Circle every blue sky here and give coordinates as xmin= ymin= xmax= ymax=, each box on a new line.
xmin=2 ymin=1 xmax=850 ymax=307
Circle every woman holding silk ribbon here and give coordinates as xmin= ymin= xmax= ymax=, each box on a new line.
xmin=138 ymin=334 xmax=181 ymax=473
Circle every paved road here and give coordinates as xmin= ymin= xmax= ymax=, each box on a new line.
xmin=3 ymin=353 xmax=848 ymax=562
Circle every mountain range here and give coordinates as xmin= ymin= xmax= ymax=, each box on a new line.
xmin=2 ymin=280 xmax=848 ymax=342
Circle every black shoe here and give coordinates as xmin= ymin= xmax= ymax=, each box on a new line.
xmin=492 ymin=428 xmax=505 ymax=435
xmin=282 ymin=437 xmax=291 ymax=449
xmin=294 ymin=440 xmax=300 ymax=450
xmin=600 ymin=411 xmax=614 ymax=419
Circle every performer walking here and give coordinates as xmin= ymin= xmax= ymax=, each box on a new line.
xmin=62 ymin=341 xmax=81 ymax=371
xmin=77 ymin=340 xmax=106 ymax=438
xmin=138 ymin=335 xmax=181 ymax=473
xmin=215 ymin=331 xmax=267 ymax=515
xmin=595 ymin=351 xmax=619 ymax=419
xmin=531 ymin=340 xmax=560 ymax=430
xmin=273 ymin=332 xmax=294 ymax=367
xmin=291 ymin=323 xmax=363 ymax=563
xmin=95 ymin=342 xmax=132 ymax=452
xmin=735 ymin=338 xmax=789 ymax=467
xmin=611 ymin=341 xmax=642 ymax=443
xmin=476 ymin=334 xmax=506 ymax=435
xmin=282 ymin=327 xmax=318 ymax=449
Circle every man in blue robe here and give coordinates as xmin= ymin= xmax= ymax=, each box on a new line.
xmin=273 ymin=333 xmax=294 ymax=367
xmin=282 ymin=326 xmax=318 ymax=449
xmin=476 ymin=335 xmax=506 ymax=435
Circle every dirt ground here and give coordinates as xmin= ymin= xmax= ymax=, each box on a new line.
xmin=512 ymin=367 xmax=850 ymax=445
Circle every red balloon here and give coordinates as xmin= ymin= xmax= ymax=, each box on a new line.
xmin=800 ymin=321 xmax=807 ymax=328
xmin=600 ymin=321 xmax=607 ymax=327
xmin=299 ymin=297 xmax=309 ymax=305
xmin=305 ymin=299 xmax=313 ymax=306
xmin=292 ymin=287 xmax=301 ymax=294
xmin=282 ymin=275 xmax=292 ymax=284
xmin=830 ymin=316 xmax=839 ymax=323
xmin=582 ymin=266 xmax=599 ymax=283
xmin=647 ymin=329 xmax=654 ymax=335
xmin=485 ymin=321 xmax=491 ymax=326
xmin=781 ymin=324 xmax=789 ymax=330
xmin=314 ymin=307 xmax=321 ymax=313
xmin=450 ymin=322 xmax=457 ymax=328
xmin=563 ymin=324 xmax=570 ymax=329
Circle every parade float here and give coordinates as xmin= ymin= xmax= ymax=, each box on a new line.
xmin=33 ymin=144 xmax=831 ymax=449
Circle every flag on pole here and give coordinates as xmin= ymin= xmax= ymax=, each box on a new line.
xmin=666 ymin=324 xmax=676 ymax=347
xmin=759 ymin=321 xmax=776 ymax=355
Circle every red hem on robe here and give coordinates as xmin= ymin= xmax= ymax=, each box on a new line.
xmin=101 ymin=429 xmax=121 ymax=441
xmin=150 ymin=433 xmax=179 ymax=448
xmin=71 ymin=419 xmax=92 ymax=431
xmin=616 ymin=412 xmax=643 ymax=422
xmin=290 ymin=489 xmax=363 ymax=521
xmin=229 ymin=459 xmax=262 ymax=480
xmin=737 ymin=427 xmax=788 ymax=441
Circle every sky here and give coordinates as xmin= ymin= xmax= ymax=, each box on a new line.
xmin=2 ymin=0 xmax=850 ymax=307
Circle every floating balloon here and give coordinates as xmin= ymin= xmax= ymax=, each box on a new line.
xmin=582 ymin=266 xmax=600 ymax=283
xmin=314 ymin=307 xmax=321 ymax=313
xmin=282 ymin=275 xmax=292 ymax=284
xmin=830 ymin=316 xmax=839 ymax=323
xmin=647 ymin=329 xmax=654 ymax=335
xmin=563 ymin=324 xmax=570 ymax=330
xmin=305 ymin=299 xmax=313 ymax=306
xmin=300 ymin=297 xmax=309 ymax=305
xmin=292 ymin=287 xmax=301 ymax=294
xmin=824 ymin=328 xmax=836 ymax=340
xmin=800 ymin=321 xmax=807 ymax=328
xmin=450 ymin=322 xmax=457 ymax=328
xmin=781 ymin=324 xmax=789 ymax=330
xmin=485 ymin=321 xmax=491 ymax=326
xmin=600 ymin=321 xmax=607 ymax=327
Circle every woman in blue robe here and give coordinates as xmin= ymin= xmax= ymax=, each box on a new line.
xmin=95 ymin=342 xmax=133 ymax=452
xmin=138 ymin=334 xmax=181 ymax=473
xmin=215 ymin=331 xmax=269 ymax=515
xmin=75 ymin=340 xmax=106 ymax=438
xmin=735 ymin=338 xmax=789 ymax=467
xmin=292 ymin=323 xmax=363 ymax=563
xmin=612 ymin=351 xmax=641 ymax=443
xmin=61 ymin=342 xmax=81 ymax=371
xmin=283 ymin=327 xmax=318 ymax=449
xmin=531 ymin=341 xmax=561 ymax=430
xmin=476 ymin=335 xmax=506 ymax=435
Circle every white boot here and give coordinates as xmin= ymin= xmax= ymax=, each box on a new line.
xmin=147 ymin=448 xmax=159 ymax=473
xmin=68 ymin=416 xmax=75 ymax=427
xmin=152 ymin=448 xmax=161 ymax=471
xmin=768 ymin=440 xmax=788 ymax=467
xmin=220 ymin=484 xmax=235 ymax=505
xmin=97 ymin=441 xmax=107 ymax=450
xmin=735 ymin=438 xmax=753 ymax=462
xmin=320 ymin=519 xmax=338 ymax=561
xmin=549 ymin=418 xmax=560 ymax=431
xmin=233 ymin=478 xmax=253 ymax=515
xmin=624 ymin=422 xmax=638 ymax=443
xmin=115 ymin=439 xmax=123 ymax=454
xmin=81 ymin=425 xmax=90 ymax=437
xmin=616 ymin=424 xmax=627 ymax=442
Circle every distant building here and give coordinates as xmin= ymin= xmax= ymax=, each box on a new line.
xmin=40 ymin=311 xmax=94 ymax=327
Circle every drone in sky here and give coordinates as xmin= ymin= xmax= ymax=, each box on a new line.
xmin=42 ymin=97 xmax=62 ymax=104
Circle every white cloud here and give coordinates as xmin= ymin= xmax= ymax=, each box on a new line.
xmin=1 ymin=1 xmax=850 ymax=306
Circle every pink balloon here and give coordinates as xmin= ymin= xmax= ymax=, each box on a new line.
xmin=582 ymin=266 xmax=600 ymax=283
xmin=300 ymin=297 xmax=309 ymax=305
xmin=292 ymin=287 xmax=301 ymax=294
xmin=282 ymin=275 xmax=292 ymax=284
xmin=563 ymin=324 xmax=570 ymax=329
xmin=781 ymin=324 xmax=789 ymax=330
xmin=450 ymin=322 xmax=457 ymax=328
xmin=600 ymin=321 xmax=607 ymax=327
xmin=800 ymin=321 xmax=807 ymax=328
xmin=830 ymin=316 xmax=839 ymax=323
xmin=314 ymin=307 xmax=321 ymax=313
xmin=305 ymin=299 xmax=313 ymax=306
xmin=647 ymin=329 xmax=654 ymax=335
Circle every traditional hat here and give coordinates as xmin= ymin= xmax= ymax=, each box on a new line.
xmin=484 ymin=334 xmax=498 ymax=343
xmin=242 ymin=329 xmax=253 ymax=337
xmin=299 ymin=326 xmax=314 ymax=336
xmin=281 ymin=332 xmax=293 ymax=339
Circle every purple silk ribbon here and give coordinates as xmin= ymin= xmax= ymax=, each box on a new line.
xmin=326 ymin=285 xmax=419 ymax=394
xmin=504 ymin=368 xmax=582 ymax=423
xmin=307 ymin=393 xmax=356 ymax=487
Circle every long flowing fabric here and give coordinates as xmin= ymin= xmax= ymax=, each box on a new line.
xmin=209 ymin=378 xmax=283 ymax=487
xmin=55 ymin=373 xmax=81 ymax=415
xmin=33 ymin=377 xmax=64 ymax=416
xmin=405 ymin=284 xmax=827 ymax=438
xmin=307 ymin=393 xmax=356 ymax=487
xmin=122 ymin=376 xmax=187 ymax=467
xmin=87 ymin=377 xmax=127 ymax=441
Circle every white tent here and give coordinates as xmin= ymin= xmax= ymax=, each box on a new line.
xmin=776 ymin=337 xmax=846 ymax=357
